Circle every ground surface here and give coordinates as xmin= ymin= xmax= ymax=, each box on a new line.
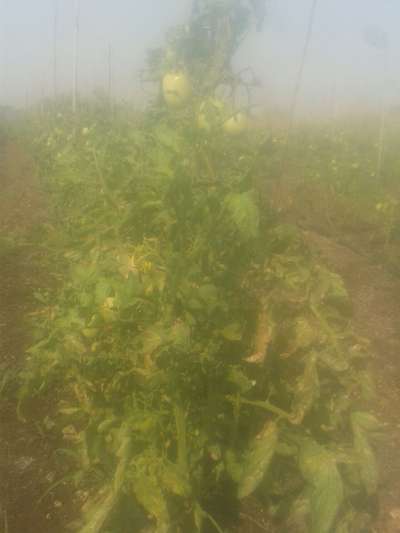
xmin=0 ymin=141 xmax=71 ymax=532
xmin=303 ymin=229 xmax=400 ymax=533
xmin=0 ymin=140 xmax=400 ymax=532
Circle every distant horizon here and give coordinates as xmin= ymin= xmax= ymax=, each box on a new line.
xmin=1 ymin=1 xmax=400 ymax=117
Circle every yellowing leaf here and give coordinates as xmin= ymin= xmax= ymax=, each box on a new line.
xmin=351 ymin=412 xmax=379 ymax=495
xmin=291 ymin=352 xmax=319 ymax=424
xmin=224 ymin=191 xmax=260 ymax=240
xmin=132 ymin=472 xmax=170 ymax=528
xmin=162 ymin=461 xmax=191 ymax=497
xmin=238 ymin=421 xmax=278 ymax=499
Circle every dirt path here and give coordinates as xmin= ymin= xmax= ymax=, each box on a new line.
xmin=0 ymin=141 xmax=70 ymax=532
xmin=303 ymin=229 xmax=400 ymax=533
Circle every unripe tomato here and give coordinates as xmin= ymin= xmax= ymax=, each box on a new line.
xmin=162 ymin=71 xmax=192 ymax=107
xmin=223 ymin=112 xmax=249 ymax=136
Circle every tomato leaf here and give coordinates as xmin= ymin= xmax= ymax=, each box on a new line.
xmin=238 ymin=421 xmax=278 ymax=499
xmin=299 ymin=439 xmax=344 ymax=533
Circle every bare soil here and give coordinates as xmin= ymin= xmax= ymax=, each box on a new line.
xmin=0 ymin=141 xmax=71 ymax=532
xmin=303 ymin=229 xmax=400 ymax=533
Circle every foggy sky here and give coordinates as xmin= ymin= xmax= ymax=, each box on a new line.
xmin=0 ymin=1 xmax=399 ymax=115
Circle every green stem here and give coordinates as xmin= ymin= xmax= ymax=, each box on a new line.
xmin=233 ymin=396 xmax=292 ymax=420
xmin=174 ymin=404 xmax=189 ymax=475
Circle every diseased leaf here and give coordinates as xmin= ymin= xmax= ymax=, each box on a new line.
xmin=351 ymin=412 xmax=379 ymax=495
xmin=221 ymin=322 xmax=243 ymax=341
xmin=227 ymin=367 xmax=254 ymax=393
xmin=287 ymin=492 xmax=310 ymax=532
xmin=238 ymin=421 xmax=278 ymax=499
xmin=142 ymin=326 xmax=165 ymax=355
xmin=351 ymin=411 xmax=380 ymax=432
xmin=79 ymin=425 xmax=132 ymax=533
xmin=291 ymin=352 xmax=319 ymax=424
xmin=132 ymin=471 xmax=170 ymax=529
xmin=170 ymin=320 xmax=191 ymax=350
xmin=283 ymin=317 xmax=316 ymax=358
xmin=299 ymin=439 xmax=344 ymax=533
xmin=224 ymin=191 xmax=260 ymax=240
xmin=245 ymin=299 xmax=271 ymax=364
xmin=294 ymin=316 xmax=316 ymax=346
xmin=79 ymin=490 xmax=116 ymax=533
xmin=225 ymin=449 xmax=243 ymax=483
xmin=319 ymin=348 xmax=349 ymax=372
xmin=194 ymin=503 xmax=204 ymax=532
xmin=95 ymin=278 xmax=112 ymax=304
xmin=162 ymin=461 xmax=191 ymax=497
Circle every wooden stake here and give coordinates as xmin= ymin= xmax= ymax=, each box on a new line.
xmin=108 ymin=43 xmax=113 ymax=110
xmin=72 ymin=0 xmax=80 ymax=113
xmin=53 ymin=0 xmax=59 ymax=100
xmin=377 ymin=48 xmax=388 ymax=180
xmin=281 ymin=0 xmax=318 ymax=175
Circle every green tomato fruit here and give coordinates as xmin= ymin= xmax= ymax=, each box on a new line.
xmin=162 ymin=71 xmax=192 ymax=107
xmin=223 ymin=112 xmax=249 ymax=136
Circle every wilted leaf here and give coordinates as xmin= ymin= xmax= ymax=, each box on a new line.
xmin=351 ymin=411 xmax=380 ymax=432
xmin=142 ymin=326 xmax=165 ymax=355
xmin=245 ymin=302 xmax=271 ymax=364
xmin=224 ymin=191 xmax=260 ymax=240
xmin=221 ymin=322 xmax=243 ymax=341
xmin=95 ymin=278 xmax=113 ymax=304
xmin=291 ymin=352 xmax=319 ymax=424
xmin=132 ymin=471 xmax=170 ymax=528
xmin=170 ymin=320 xmax=191 ymax=350
xmin=299 ymin=439 xmax=344 ymax=533
xmin=351 ymin=412 xmax=379 ymax=495
xmin=227 ymin=367 xmax=254 ymax=393
xmin=225 ymin=449 xmax=243 ymax=483
xmin=79 ymin=425 xmax=132 ymax=533
xmin=287 ymin=492 xmax=310 ymax=532
xmin=194 ymin=503 xmax=204 ymax=532
xmin=319 ymin=348 xmax=349 ymax=372
xmin=79 ymin=490 xmax=117 ymax=533
xmin=197 ymin=283 xmax=219 ymax=307
xmin=162 ymin=461 xmax=191 ymax=497
xmin=64 ymin=334 xmax=86 ymax=355
xmin=295 ymin=316 xmax=316 ymax=345
xmin=238 ymin=421 xmax=278 ymax=499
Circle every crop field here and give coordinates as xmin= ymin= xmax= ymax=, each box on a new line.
xmin=1 ymin=2 xmax=400 ymax=533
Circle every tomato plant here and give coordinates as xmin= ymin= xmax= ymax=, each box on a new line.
xmin=19 ymin=2 xmax=380 ymax=532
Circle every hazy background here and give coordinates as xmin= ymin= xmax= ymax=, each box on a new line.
xmin=0 ymin=0 xmax=399 ymax=117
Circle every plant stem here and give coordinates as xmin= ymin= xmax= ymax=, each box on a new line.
xmin=174 ymin=404 xmax=188 ymax=475
xmin=237 ymin=397 xmax=292 ymax=420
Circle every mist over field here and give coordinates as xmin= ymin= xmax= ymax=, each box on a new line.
xmin=1 ymin=0 xmax=399 ymax=117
